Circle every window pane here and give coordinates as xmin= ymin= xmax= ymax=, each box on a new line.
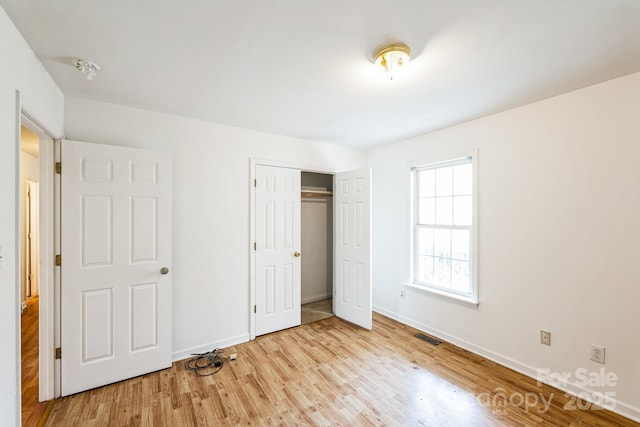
xmin=433 ymin=229 xmax=451 ymax=259
xmin=412 ymin=157 xmax=476 ymax=299
xmin=419 ymin=169 xmax=435 ymax=197
xmin=434 ymin=257 xmax=451 ymax=288
xmin=453 ymin=195 xmax=472 ymax=226
xmin=435 ymin=196 xmax=453 ymax=225
xmin=418 ymin=197 xmax=435 ymax=224
xmin=417 ymin=255 xmax=434 ymax=284
xmin=418 ymin=227 xmax=434 ymax=256
xmin=435 ymin=167 xmax=453 ymax=196
xmin=452 ymin=260 xmax=470 ymax=293
xmin=453 ymin=163 xmax=472 ymax=195
xmin=451 ymin=229 xmax=470 ymax=261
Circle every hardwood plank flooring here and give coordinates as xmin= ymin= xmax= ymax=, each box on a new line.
xmin=45 ymin=313 xmax=638 ymax=426
xmin=22 ymin=296 xmax=49 ymax=426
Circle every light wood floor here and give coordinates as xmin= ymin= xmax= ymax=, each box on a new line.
xmin=22 ymin=296 xmax=50 ymax=426
xmin=45 ymin=313 xmax=637 ymax=426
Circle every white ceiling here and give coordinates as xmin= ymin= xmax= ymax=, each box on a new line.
xmin=3 ymin=0 xmax=640 ymax=148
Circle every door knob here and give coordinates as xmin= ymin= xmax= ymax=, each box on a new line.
xmin=160 ymin=267 xmax=169 ymax=275
xmin=293 ymin=251 xmax=301 ymax=258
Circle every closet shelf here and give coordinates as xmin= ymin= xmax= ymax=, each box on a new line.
xmin=301 ymin=190 xmax=333 ymax=198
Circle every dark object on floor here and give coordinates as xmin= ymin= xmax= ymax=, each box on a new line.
xmin=414 ymin=333 xmax=442 ymax=346
xmin=185 ymin=348 xmax=225 ymax=376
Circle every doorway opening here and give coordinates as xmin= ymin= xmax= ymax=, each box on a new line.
xmin=250 ymin=159 xmax=372 ymax=339
xmin=300 ymin=171 xmax=334 ymax=325
xmin=19 ymin=125 xmax=48 ymax=424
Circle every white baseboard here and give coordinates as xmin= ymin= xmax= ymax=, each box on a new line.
xmin=373 ymin=305 xmax=640 ymax=423
xmin=301 ymin=294 xmax=331 ymax=305
xmin=172 ymin=333 xmax=250 ymax=362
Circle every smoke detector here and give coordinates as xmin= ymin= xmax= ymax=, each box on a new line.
xmin=73 ymin=58 xmax=100 ymax=80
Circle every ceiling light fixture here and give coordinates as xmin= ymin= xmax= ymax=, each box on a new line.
xmin=373 ymin=43 xmax=411 ymax=80
xmin=73 ymin=58 xmax=100 ymax=80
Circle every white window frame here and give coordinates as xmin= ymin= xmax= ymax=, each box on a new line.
xmin=409 ymin=150 xmax=479 ymax=305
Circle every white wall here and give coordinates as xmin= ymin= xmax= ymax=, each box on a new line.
xmin=301 ymin=200 xmax=330 ymax=303
xmin=20 ymin=151 xmax=39 ymax=303
xmin=369 ymin=72 xmax=640 ymax=421
xmin=63 ymin=96 xmax=367 ymax=357
xmin=0 ymin=6 xmax=64 ymax=426
xmin=301 ymin=172 xmax=333 ymax=303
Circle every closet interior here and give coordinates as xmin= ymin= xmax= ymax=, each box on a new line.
xmin=300 ymin=172 xmax=334 ymax=324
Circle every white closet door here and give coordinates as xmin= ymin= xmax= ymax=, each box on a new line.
xmin=61 ymin=139 xmax=172 ymax=396
xmin=255 ymin=165 xmax=301 ymax=335
xmin=334 ymin=168 xmax=372 ymax=330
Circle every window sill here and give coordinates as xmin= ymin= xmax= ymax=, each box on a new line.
xmin=404 ymin=282 xmax=479 ymax=306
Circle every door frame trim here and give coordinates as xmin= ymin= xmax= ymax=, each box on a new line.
xmin=249 ymin=158 xmax=336 ymax=340
xmin=20 ymin=108 xmax=59 ymax=402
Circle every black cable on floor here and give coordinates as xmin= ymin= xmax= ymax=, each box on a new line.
xmin=185 ymin=348 xmax=224 ymax=376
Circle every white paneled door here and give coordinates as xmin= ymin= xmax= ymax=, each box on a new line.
xmin=255 ymin=165 xmax=301 ymax=336
xmin=334 ymin=169 xmax=372 ymax=330
xmin=61 ymin=140 xmax=172 ymax=396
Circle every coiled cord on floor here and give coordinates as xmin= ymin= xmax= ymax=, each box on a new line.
xmin=185 ymin=348 xmax=224 ymax=376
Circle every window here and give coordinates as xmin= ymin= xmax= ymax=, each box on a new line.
xmin=412 ymin=154 xmax=477 ymax=303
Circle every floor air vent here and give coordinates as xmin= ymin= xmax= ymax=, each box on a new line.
xmin=414 ymin=333 xmax=442 ymax=346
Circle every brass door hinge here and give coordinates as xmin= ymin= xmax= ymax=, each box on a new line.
xmin=254 ymin=179 xmax=257 ymax=188
xmin=254 ymin=305 xmax=257 ymax=314
xmin=55 ymin=347 xmax=61 ymax=359
xmin=55 ymin=255 xmax=61 ymax=266
xmin=253 ymin=242 xmax=256 ymax=251
xmin=55 ymin=162 xmax=62 ymax=174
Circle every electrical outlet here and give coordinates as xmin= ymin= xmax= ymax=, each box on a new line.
xmin=590 ymin=345 xmax=605 ymax=364
xmin=540 ymin=330 xmax=551 ymax=346
xmin=400 ymin=289 xmax=406 ymax=298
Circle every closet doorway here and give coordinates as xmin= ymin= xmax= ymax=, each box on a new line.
xmin=301 ymin=172 xmax=334 ymax=324
xmin=251 ymin=160 xmax=372 ymax=339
